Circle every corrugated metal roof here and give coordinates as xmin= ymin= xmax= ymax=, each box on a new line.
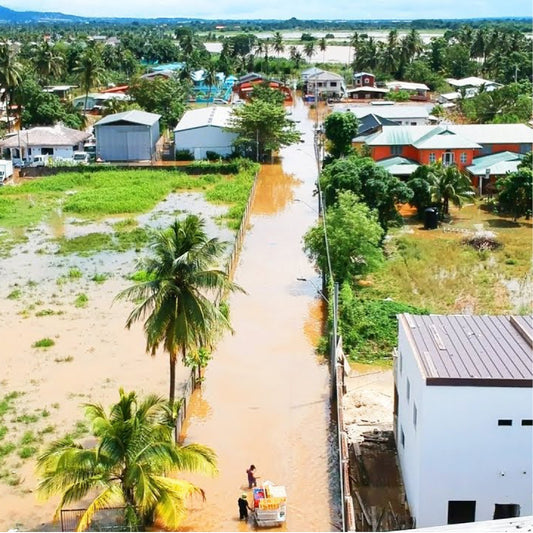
xmin=467 ymin=151 xmax=523 ymax=176
xmin=0 ymin=124 xmax=91 ymax=148
xmin=413 ymin=126 xmax=481 ymax=149
xmin=94 ymin=110 xmax=161 ymax=127
xmin=377 ymin=156 xmax=420 ymax=175
xmin=174 ymin=106 xmax=233 ymax=132
xmin=386 ymin=81 xmax=429 ymax=91
xmin=400 ymin=314 xmax=533 ymax=386
xmin=365 ymin=124 xmax=533 ymax=147
xmin=349 ymin=105 xmax=430 ymax=120
xmin=451 ymin=124 xmax=533 ymax=144
xmin=307 ymin=70 xmax=344 ymax=81
xmin=446 ymin=76 xmax=501 ymax=88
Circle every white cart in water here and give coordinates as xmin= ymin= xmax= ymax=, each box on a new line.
xmin=252 ymin=481 xmax=287 ymax=527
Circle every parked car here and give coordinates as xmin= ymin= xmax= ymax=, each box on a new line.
xmin=72 ymin=151 xmax=91 ymax=164
xmin=30 ymin=155 xmax=50 ymax=167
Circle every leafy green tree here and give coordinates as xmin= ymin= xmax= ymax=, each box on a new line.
xmin=228 ymin=97 xmax=300 ymax=161
xmin=323 ymin=111 xmax=358 ymax=159
xmin=117 ymin=216 xmax=239 ymax=413
xmin=251 ymin=83 xmax=285 ymax=105
xmin=320 ymin=155 xmax=413 ymax=231
xmin=0 ymin=41 xmax=23 ymax=131
xmin=74 ymin=47 xmax=105 ymax=114
xmin=37 ymin=389 xmax=217 ymax=531
xmin=16 ymin=78 xmax=85 ymax=129
xmin=496 ymin=152 xmax=532 ymax=220
xmin=427 ymin=162 xmax=474 ymax=217
xmin=304 ymin=191 xmax=384 ymax=283
xmin=128 ymin=75 xmax=187 ymax=130
xmin=406 ymin=165 xmax=434 ymax=218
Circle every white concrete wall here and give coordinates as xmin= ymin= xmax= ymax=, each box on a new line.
xmin=396 ymin=322 xmax=533 ymax=528
xmin=174 ymin=125 xmax=237 ymax=159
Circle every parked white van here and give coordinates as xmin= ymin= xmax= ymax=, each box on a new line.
xmin=72 ymin=151 xmax=91 ymax=164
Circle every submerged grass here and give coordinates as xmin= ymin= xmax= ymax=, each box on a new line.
xmin=0 ymin=166 xmax=257 ymax=232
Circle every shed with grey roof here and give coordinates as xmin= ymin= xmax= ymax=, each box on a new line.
xmin=94 ymin=110 xmax=161 ymax=162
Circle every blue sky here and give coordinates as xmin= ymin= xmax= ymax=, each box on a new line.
xmin=1 ymin=0 xmax=531 ymax=20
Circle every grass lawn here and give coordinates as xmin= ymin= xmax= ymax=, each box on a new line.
xmin=0 ymin=165 xmax=257 ymax=253
xmin=341 ymin=202 xmax=532 ymax=365
xmin=366 ymin=203 xmax=532 ymax=315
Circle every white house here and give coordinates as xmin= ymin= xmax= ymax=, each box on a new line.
xmin=395 ymin=314 xmax=533 ymax=529
xmin=174 ymin=106 xmax=237 ymax=160
xmin=0 ymin=123 xmax=91 ymax=165
xmin=386 ymin=81 xmax=430 ymax=100
xmin=305 ymin=70 xmax=346 ymax=99
xmin=446 ymin=76 xmax=502 ymax=94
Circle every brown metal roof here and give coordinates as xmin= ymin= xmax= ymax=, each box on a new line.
xmin=400 ymin=314 xmax=533 ymax=387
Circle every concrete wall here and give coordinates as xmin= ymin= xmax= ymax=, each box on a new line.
xmin=174 ymin=125 xmax=237 ymax=160
xmin=396 ymin=321 xmax=533 ymax=528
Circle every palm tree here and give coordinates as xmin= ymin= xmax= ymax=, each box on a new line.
xmin=33 ymin=41 xmax=64 ymax=85
xmin=0 ymin=42 xmax=22 ymax=132
xmin=117 ymin=216 xmax=241 ymax=411
xmin=303 ymin=41 xmax=316 ymax=62
xmin=273 ymin=31 xmax=284 ymax=58
xmin=428 ymin=162 xmax=474 ymax=217
xmin=289 ymin=46 xmax=303 ymax=68
xmin=319 ymin=37 xmax=327 ymax=63
xmin=73 ymin=47 xmax=105 ymax=115
xmin=204 ymin=61 xmax=219 ymax=104
xmin=37 ymin=389 xmax=218 ymax=532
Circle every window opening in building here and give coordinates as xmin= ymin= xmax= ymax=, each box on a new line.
xmin=413 ymin=404 xmax=417 ymax=429
xmin=400 ymin=427 xmax=405 ymax=448
xmin=498 ymin=419 xmax=512 ymax=426
xmin=494 ymin=504 xmax=520 ymax=519
xmin=521 ymin=420 xmax=532 ymax=426
xmin=447 ymin=501 xmax=476 ymax=524
xmin=429 ymin=152 xmax=436 ymax=163
xmin=406 ymin=378 xmax=410 ymax=402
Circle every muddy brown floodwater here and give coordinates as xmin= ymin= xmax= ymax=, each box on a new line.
xmin=177 ymin=97 xmax=339 ymax=532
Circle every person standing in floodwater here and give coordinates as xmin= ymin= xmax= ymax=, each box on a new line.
xmin=246 ymin=464 xmax=259 ymax=488
xmin=238 ymin=493 xmax=252 ymax=520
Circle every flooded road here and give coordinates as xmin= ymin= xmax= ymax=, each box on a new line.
xmin=178 ymin=97 xmax=339 ymax=531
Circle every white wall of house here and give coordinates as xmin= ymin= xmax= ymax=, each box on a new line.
xmin=396 ymin=327 xmax=533 ymax=528
xmin=10 ymin=145 xmax=78 ymax=162
xmin=174 ymin=125 xmax=237 ymax=159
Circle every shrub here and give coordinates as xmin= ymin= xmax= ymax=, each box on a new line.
xmin=32 ymin=338 xmax=55 ymax=348
xmin=175 ymin=149 xmax=194 ymax=161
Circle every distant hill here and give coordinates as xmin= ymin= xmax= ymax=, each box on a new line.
xmin=0 ymin=4 xmax=530 ymax=26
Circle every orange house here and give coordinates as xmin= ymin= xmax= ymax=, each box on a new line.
xmin=363 ymin=124 xmax=533 ymax=171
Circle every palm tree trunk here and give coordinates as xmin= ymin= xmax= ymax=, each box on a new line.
xmin=169 ymin=351 xmax=176 ymax=406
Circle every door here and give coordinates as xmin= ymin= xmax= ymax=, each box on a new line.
xmin=447 ymin=501 xmax=476 ymax=524
xmin=442 ymin=151 xmax=455 ymax=166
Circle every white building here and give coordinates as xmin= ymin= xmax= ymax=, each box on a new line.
xmin=174 ymin=106 xmax=237 ymax=160
xmin=339 ymin=102 xmax=432 ymax=126
xmin=395 ymin=314 xmax=532 ymax=529
xmin=305 ymin=70 xmax=346 ymax=99
xmin=0 ymin=123 xmax=91 ymax=165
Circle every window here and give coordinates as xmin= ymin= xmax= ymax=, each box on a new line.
xmin=391 ymin=145 xmax=403 ymax=156
xmin=399 ymin=350 xmax=403 ymax=374
xmin=330 ymin=81 xmax=337 ymax=87
xmin=520 ymin=144 xmax=530 ymax=154
xmin=364 ymin=77 xmax=369 ymax=85
xmin=400 ymin=427 xmax=405 ymax=448
xmin=413 ymin=404 xmax=417 ymax=429
xmin=406 ymin=378 xmax=410 ymax=402
xmin=42 ymin=147 xmax=54 ymax=155
xmin=448 ymin=501 xmax=476 ymax=524
xmin=442 ymin=151 xmax=455 ymax=166
xmin=410 ymin=122 xmax=417 ymax=126
xmin=429 ymin=152 xmax=436 ymax=163
xmin=522 ymin=419 xmax=533 ymax=426
xmin=460 ymin=152 xmax=467 ymax=164
xmin=494 ymin=504 xmax=520 ymax=519
xmin=498 ymin=419 xmax=512 ymax=426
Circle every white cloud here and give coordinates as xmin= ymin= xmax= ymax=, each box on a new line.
xmin=1 ymin=0 xmax=531 ymax=19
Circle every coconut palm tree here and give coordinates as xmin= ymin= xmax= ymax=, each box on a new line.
xmin=273 ymin=31 xmax=284 ymax=58
xmin=36 ymin=389 xmax=218 ymax=532
xmin=204 ymin=61 xmax=219 ymax=104
xmin=33 ymin=41 xmax=64 ymax=85
xmin=73 ymin=47 xmax=105 ymax=115
xmin=318 ymin=37 xmax=327 ymax=63
xmin=117 ymin=216 xmax=241 ymax=413
xmin=0 ymin=42 xmax=22 ymax=132
xmin=428 ymin=162 xmax=474 ymax=217
xmin=303 ymin=41 xmax=316 ymax=62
